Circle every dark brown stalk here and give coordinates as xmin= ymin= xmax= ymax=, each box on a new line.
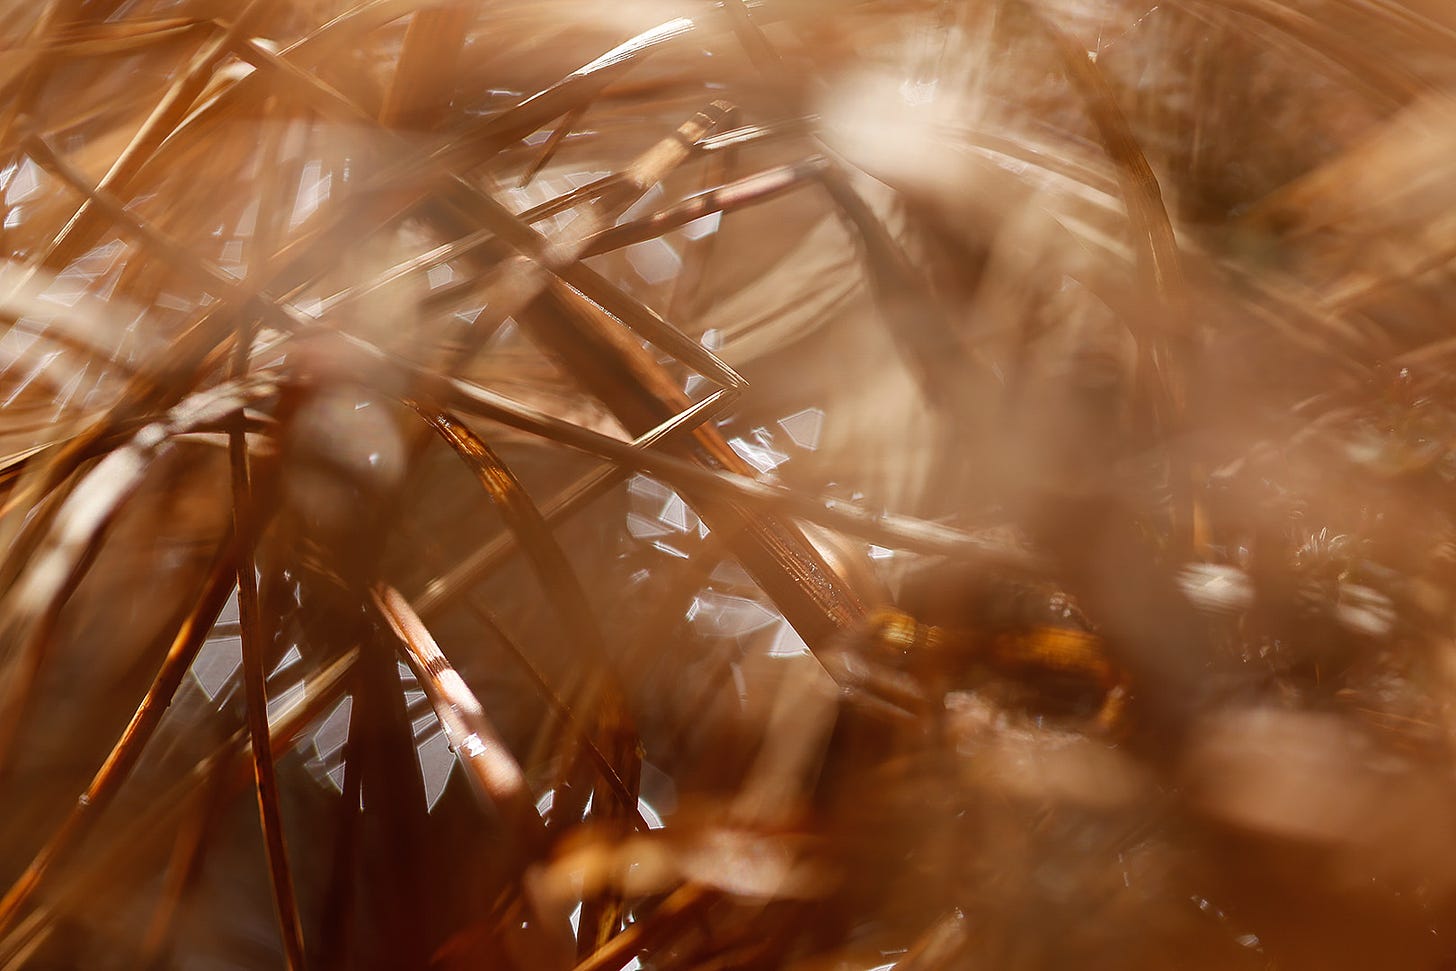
xmin=229 ymin=383 xmax=306 ymax=971
xmin=349 ymin=612 xmax=433 ymax=966
xmin=314 ymin=671 xmax=363 ymax=968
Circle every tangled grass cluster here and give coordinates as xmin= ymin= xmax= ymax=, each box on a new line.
xmin=4 ymin=0 xmax=1456 ymax=968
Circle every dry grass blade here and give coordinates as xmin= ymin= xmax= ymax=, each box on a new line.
xmin=580 ymin=157 xmax=827 ymax=257
xmin=0 ymin=648 xmax=359 ymax=967
xmin=414 ymin=406 xmax=618 ymax=670
xmin=446 ymin=274 xmax=867 ymax=649
xmin=572 ymin=884 xmax=712 ymax=971
xmin=0 ymin=543 xmax=236 ymax=936
xmin=370 ymin=585 xmax=544 ymax=837
xmin=20 ymin=132 xmax=288 ymax=324
xmin=412 ymin=407 xmax=643 ymax=839
xmin=455 ymin=596 xmax=647 ymax=828
xmin=370 ymin=585 xmax=575 ymax=968
xmin=0 ymin=260 xmax=145 ymax=380
xmin=229 ymin=406 xmax=307 ymax=969
xmin=416 ymin=387 xmax=738 ymax=615
xmin=379 ymin=2 xmax=474 ymax=129
xmin=0 ymin=378 xmax=269 ymax=777
xmin=1017 ymin=2 xmax=1186 ymax=313
xmin=520 ymin=103 xmax=591 ymax=188
xmin=818 ymin=167 xmax=991 ymax=421
xmin=155 ymin=0 xmax=431 ymax=153
xmin=450 ymin=201 xmax=748 ymax=393
xmin=227 ymin=35 xmax=749 ymax=393
xmin=10 ymin=0 xmax=1456 ymax=966
xmin=406 ymin=355 xmax=1031 ymax=567
xmin=454 ymin=15 xmax=699 ymax=157
xmin=40 ymin=0 xmax=274 ymax=271
xmin=28 ymin=17 xmax=206 ymax=59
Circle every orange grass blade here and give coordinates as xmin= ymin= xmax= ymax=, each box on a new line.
xmin=0 ymin=543 xmax=237 ymax=935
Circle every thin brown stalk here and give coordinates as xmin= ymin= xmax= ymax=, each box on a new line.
xmin=461 ymin=596 xmax=648 ymax=829
xmin=0 ymin=543 xmax=236 ymax=936
xmin=40 ymin=0 xmax=274 ymax=271
xmin=414 ymin=407 xmax=617 ymax=666
xmin=0 ymin=649 xmax=359 ymax=968
xmin=818 ymin=165 xmax=991 ymax=417
xmin=446 ymin=15 xmax=700 ymax=161
xmin=719 ymin=0 xmax=786 ymax=75
xmin=229 ymin=395 xmax=306 ymax=970
xmin=412 ymin=407 xmax=645 ymax=822
xmin=416 ymin=387 xmax=736 ymax=615
xmin=580 ymin=157 xmax=826 ymax=257
xmin=1014 ymin=1 xmax=1204 ymax=549
xmin=512 ymin=277 xmax=872 ymax=646
xmin=572 ymin=884 xmax=712 ymax=971
xmin=666 ymin=106 xmax=739 ymax=325
xmin=21 ymin=133 xmax=287 ymax=323
xmin=153 ymin=0 xmax=445 ymax=162
xmin=230 ymin=35 xmax=750 ymax=392
xmin=0 ymin=378 xmax=270 ymax=778
xmin=411 ymin=407 xmax=646 ymax=952
xmin=220 ymin=94 xmax=306 ymax=965
xmin=520 ymin=103 xmax=590 ymax=187
xmin=1018 ymin=3 xmax=1187 ymax=315
xmin=229 ymin=317 xmax=1015 ymax=572
xmin=370 ymin=585 xmax=574 ymax=969
xmin=695 ymin=117 xmax=809 ymax=153
xmin=371 ymin=585 xmax=546 ymax=837
xmin=385 ymin=343 xmax=1032 ymax=568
